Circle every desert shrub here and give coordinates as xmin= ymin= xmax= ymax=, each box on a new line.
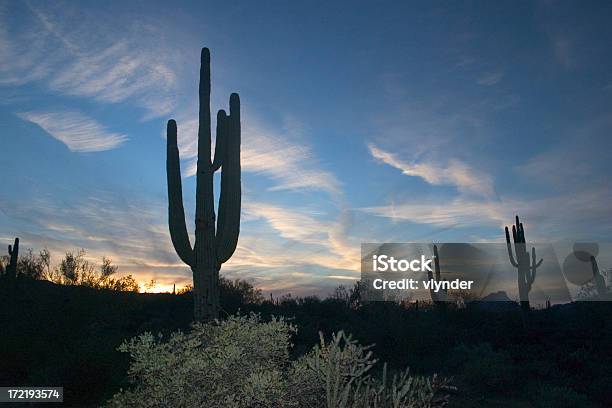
xmin=16 ymin=248 xmax=49 ymax=279
xmin=106 ymin=313 xmax=295 ymax=407
xmin=219 ymin=277 xmax=265 ymax=312
xmin=0 ymin=255 xmax=7 ymax=276
xmin=50 ymin=251 xmax=139 ymax=292
xmin=532 ymin=385 xmax=592 ymax=408
xmin=290 ymin=331 xmax=452 ymax=407
xmin=449 ymin=343 xmax=516 ymax=394
xmin=106 ymin=314 xmax=450 ymax=408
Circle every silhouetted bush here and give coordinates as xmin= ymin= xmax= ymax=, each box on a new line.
xmin=43 ymin=249 xmax=140 ymax=292
xmin=16 ymin=248 xmax=49 ymax=279
xmin=219 ymin=277 xmax=264 ymax=313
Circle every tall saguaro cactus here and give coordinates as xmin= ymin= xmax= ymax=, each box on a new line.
xmin=505 ymin=215 xmax=541 ymax=326
xmin=166 ymin=48 xmax=241 ymax=321
xmin=6 ymin=237 xmax=19 ymax=279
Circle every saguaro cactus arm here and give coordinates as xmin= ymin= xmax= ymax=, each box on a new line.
xmin=212 ymin=110 xmax=227 ymax=172
xmin=505 ymin=227 xmax=519 ymax=267
xmin=7 ymin=237 xmax=19 ymax=278
xmin=215 ymin=94 xmax=241 ymax=264
xmin=166 ymin=120 xmax=195 ymax=267
xmin=8 ymin=239 xmax=18 ymax=260
xmin=531 ymin=247 xmax=543 ymax=270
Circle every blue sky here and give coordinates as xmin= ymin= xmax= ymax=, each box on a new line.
xmin=1 ymin=1 xmax=611 ymax=295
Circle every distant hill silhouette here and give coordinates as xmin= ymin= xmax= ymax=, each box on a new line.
xmin=480 ymin=290 xmax=513 ymax=302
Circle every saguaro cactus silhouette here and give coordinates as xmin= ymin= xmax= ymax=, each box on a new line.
xmin=6 ymin=237 xmax=19 ymax=279
xmin=166 ymin=48 xmax=241 ymax=321
xmin=505 ymin=215 xmax=541 ymax=325
xmin=428 ymin=244 xmax=448 ymax=307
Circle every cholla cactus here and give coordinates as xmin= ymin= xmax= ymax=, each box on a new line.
xmin=295 ymin=330 xmax=453 ymax=407
xmin=6 ymin=237 xmax=19 ymax=279
xmin=505 ymin=215 xmax=542 ymax=323
xmin=166 ymin=48 xmax=241 ymax=321
xmin=428 ymin=244 xmax=448 ymax=307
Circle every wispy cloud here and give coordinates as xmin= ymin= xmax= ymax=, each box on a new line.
xmin=1 ymin=188 xmax=360 ymax=297
xmin=198 ymin=201 xmax=362 ymax=296
xmin=477 ymin=71 xmax=504 ymax=86
xmin=242 ymin=201 xmax=359 ymax=272
xmin=176 ymin=114 xmax=341 ymax=195
xmin=364 ymin=104 xmax=612 ymax=241
xmin=362 ymin=198 xmax=507 ymax=229
xmin=0 ymin=190 xmax=192 ymax=287
xmin=368 ymin=144 xmax=494 ymax=198
xmin=4 ymin=2 xmax=341 ymax=194
xmin=242 ymin=118 xmax=341 ymax=194
xmin=244 ymin=201 xmax=327 ymax=244
xmin=0 ymin=2 xmax=179 ymax=119
xmin=17 ymin=110 xmax=127 ymax=152
xmin=361 ymin=186 xmax=612 ymax=241
xmin=47 ymin=41 xmax=177 ymax=119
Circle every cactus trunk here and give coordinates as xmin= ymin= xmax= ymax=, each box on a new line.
xmin=166 ymin=48 xmax=241 ymax=321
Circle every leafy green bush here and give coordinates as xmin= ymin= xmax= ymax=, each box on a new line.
xmin=106 ymin=314 xmax=451 ymax=407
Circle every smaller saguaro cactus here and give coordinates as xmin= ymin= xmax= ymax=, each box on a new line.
xmin=427 ymin=244 xmax=448 ymax=307
xmin=505 ymin=216 xmax=542 ymax=325
xmin=6 ymin=237 xmax=19 ymax=279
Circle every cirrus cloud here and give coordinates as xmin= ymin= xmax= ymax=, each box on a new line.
xmin=368 ymin=143 xmax=494 ymax=198
xmin=17 ymin=110 xmax=127 ymax=152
